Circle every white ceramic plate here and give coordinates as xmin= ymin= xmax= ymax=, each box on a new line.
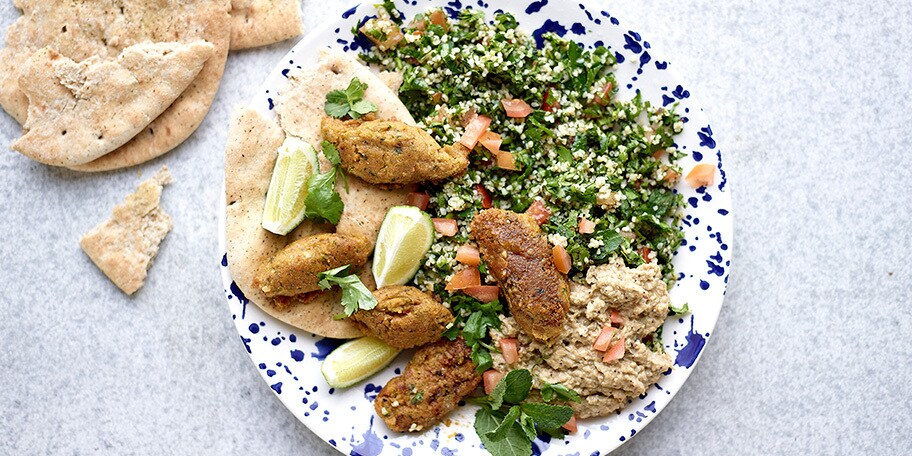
xmin=219 ymin=1 xmax=732 ymax=454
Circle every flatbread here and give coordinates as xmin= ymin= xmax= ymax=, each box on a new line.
xmin=0 ymin=0 xmax=231 ymax=171
xmin=229 ymin=0 xmax=303 ymax=50
xmin=12 ymin=41 xmax=213 ymax=167
xmin=80 ymin=166 xmax=173 ymax=295
xmin=225 ymin=49 xmax=417 ymax=338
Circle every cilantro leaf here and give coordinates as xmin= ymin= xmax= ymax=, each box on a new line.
xmin=321 ymin=141 xmax=341 ymax=166
xmin=520 ymin=403 xmax=574 ymax=432
xmin=303 ymin=168 xmax=344 ymax=224
xmin=318 ymin=265 xmax=377 ymax=317
xmin=474 ymin=408 xmax=531 ymax=456
xmin=486 ymin=405 xmax=521 ymax=442
xmin=489 ymin=369 xmax=532 ymax=409
xmin=669 ymin=302 xmax=690 ymax=315
xmin=540 ymin=382 xmax=582 ymax=403
xmin=324 ymin=78 xmax=378 ymax=119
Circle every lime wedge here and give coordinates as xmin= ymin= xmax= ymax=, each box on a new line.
xmin=261 ymin=137 xmax=320 ymax=235
xmin=321 ymin=337 xmax=400 ymax=388
xmin=372 ymin=206 xmax=435 ymax=288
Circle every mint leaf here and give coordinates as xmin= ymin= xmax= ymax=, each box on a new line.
xmin=518 ymin=413 xmax=537 ymax=441
xmin=474 ymin=408 xmax=531 ymax=456
xmin=540 ymin=382 xmax=582 ymax=403
xmin=318 ymin=265 xmax=377 ymax=317
xmin=490 ymin=369 xmax=532 ymax=409
xmin=303 ymin=168 xmax=344 ymax=224
xmin=520 ymin=403 xmax=574 ymax=432
xmin=321 ymin=141 xmax=341 ymax=166
xmin=486 ymin=405 xmax=521 ymax=442
xmin=669 ymin=302 xmax=690 ymax=315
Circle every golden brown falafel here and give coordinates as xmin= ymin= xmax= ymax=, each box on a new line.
xmin=253 ymin=233 xmax=372 ymax=297
xmin=351 ymin=286 xmax=454 ymax=349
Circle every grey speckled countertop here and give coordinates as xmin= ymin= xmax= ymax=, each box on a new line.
xmin=1 ymin=1 xmax=910 ymax=454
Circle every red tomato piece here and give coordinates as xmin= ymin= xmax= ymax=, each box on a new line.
xmin=406 ymin=192 xmax=430 ymax=211
xmin=464 ymin=285 xmax=500 ymax=303
xmin=552 ymin=245 xmax=572 ymax=274
xmin=483 ymin=370 xmax=505 ymax=395
xmin=445 ymin=267 xmax=481 ymax=291
xmin=498 ymin=338 xmax=519 ymax=364
xmin=475 ymin=184 xmax=493 ymax=209
xmin=592 ymin=325 xmax=616 ymax=351
xmin=432 ymin=218 xmax=458 ymax=237
xmin=478 ymin=131 xmax=503 ymax=153
xmin=562 ymin=415 xmax=578 ymax=433
xmin=501 ymin=98 xmax=533 ymax=118
xmin=458 ymin=115 xmax=492 ymax=149
xmin=578 ymin=218 xmax=596 ymax=234
xmin=602 ymin=337 xmax=626 ymax=363
xmin=526 ymin=200 xmax=551 ymax=224
xmin=455 ymin=244 xmax=481 ymax=266
xmin=610 ymin=310 xmax=624 ymax=326
xmin=685 ymin=163 xmax=716 ymax=188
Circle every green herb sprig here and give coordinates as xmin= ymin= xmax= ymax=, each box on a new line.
xmin=324 ymin=78 xmax=378 ymax=119
xmin=472 ymin=369 xmax=580 ymax=456
xmin=318 ymin=265 xmax=378 ymax=318
xmin=442 ymin=294 xmax=502 ymax=372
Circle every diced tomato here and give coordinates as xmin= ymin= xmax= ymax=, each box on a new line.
xmin=478 ymin=131 xmax=503 ymax=153
xmin=475 ymin=184 xmax=493 ymax=209
xmin=445 ymin=267 xmax=481 ymax=291
xmin=592 ymin=325 xmax=616 ymax=351
xmin=458 ymin=115 xmax=492 ymax=149
xmin=464 ymin=285 xmax=500 ymax=302
xmin=433 ymin=218 xmax=458 ymax=236
xmin=552 ymin=245 xmax=572 ymax=274
xmin=498 ymin=338 xmax=519 ymax=364
xmin=640 ymin=246 xmax=653 ymax=262
xmin=610 ymin=310 xmax=624 ymax=326
xmin=662 ymin=166 xmax=681 ymax=183
xmin=483 ymin=370 xmax=505 ymax=395
xmin=685 ymin=163 xmax=716 ymax=188
xmin=562 ymin=415 xmax=578 ymax=433
xmin=526 ymin=200 xmax=551 ymax=224
xmin=429 ymin=9 xmax=448 ymax=28
xmin=455 ymin=244 xmax=481 ymax=266
xmin=360 ymin=25 xmax=404 ymax=50
xmin=593 ymin=82 xmax=613 ymax=106
xmin=602 ymin=337 xmax=626 ymax=363
xmin=542 ymin=89 xmax=559 ymax=112
xmin=496 ymin=151 xmax=517 ymax=170
xmin=406 ymin=192 xmax=430 ymax=211
xmin=501 ymin=98 xmax=533 ymax=118
xmin=652 ymin=149 xmax=666 ymax=159
xmin=461 ymin=107 xmax=478 ymax=127
xmin=578 ymin=218 xmax=596 ymax=234
xmin=432 ymin=92 xmax=443 ymax=104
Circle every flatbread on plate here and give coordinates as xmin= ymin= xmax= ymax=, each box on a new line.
xmin=225 ymin=49 xmax=416 ymax=338
xmin=12 ymin=42 xmax=213 ymax=167
xmin=229 ymin=0 xmax=303 ymax=50
xmin=0 ymin=0 xmax=231 ymax=171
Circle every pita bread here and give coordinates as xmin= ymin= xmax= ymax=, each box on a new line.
xmin=0 ymin=0 xmax=231 ymax=171
xmin=229 ymin=0 xmax=303 ymax=50
xmin=225 ymin=49 xmax=418 ymax=338
xmin=80 ymin=167 xmax=173 ymax=295
xmin=12 ymin=42 xmax=213 ymax=167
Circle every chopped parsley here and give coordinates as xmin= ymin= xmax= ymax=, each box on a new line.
xmin=324 ymin=77 xmax=378 ymax=119
xmin=318 ymin=265 xmax=378 ymax=317
xmin=442 ymin=294 xmax=502 ymax=372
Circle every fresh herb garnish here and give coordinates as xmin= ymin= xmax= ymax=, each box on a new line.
xmin=324 ymin=77 xmax=378 ymax=119
xmin=540 ymin=382 xmax=582 ymax=403
xmin=318 ymin=265 xmax=378 ymax=318
xmin=669 ymin=301 xmax=690 ymax=315
xmin=473 ymin=369 xmax=578 ymax=456
xmin=443 ymin=294 xmax=502 ymax=372
xmin=302 ymin=166 xmax=343 ymax=224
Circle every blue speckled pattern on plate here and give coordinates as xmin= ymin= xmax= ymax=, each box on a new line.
xmin=219 ymin=1 xmax=732 ymax=454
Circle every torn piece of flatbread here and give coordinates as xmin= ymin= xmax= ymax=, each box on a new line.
xmin=80 ymin=167 xmax=173 ymax=295
xmin=0 ymin=0 xmax=231 ymax=172
xmin=229 ymin=0 xmax=303 ymax=50
xmin=12 ymin=42 xmax=213 ymax=167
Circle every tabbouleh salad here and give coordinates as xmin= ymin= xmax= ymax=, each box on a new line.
xmin=357 ymin=4 xmax=686 ymax=361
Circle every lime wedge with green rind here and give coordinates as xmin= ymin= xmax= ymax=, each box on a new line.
xmin=262 ymin=137 xmax=320 ymax=235
xmin=372 ymin=206 xmax=434 ymax=288
xmin=321 ymin=337 xmax=400 ymax=388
